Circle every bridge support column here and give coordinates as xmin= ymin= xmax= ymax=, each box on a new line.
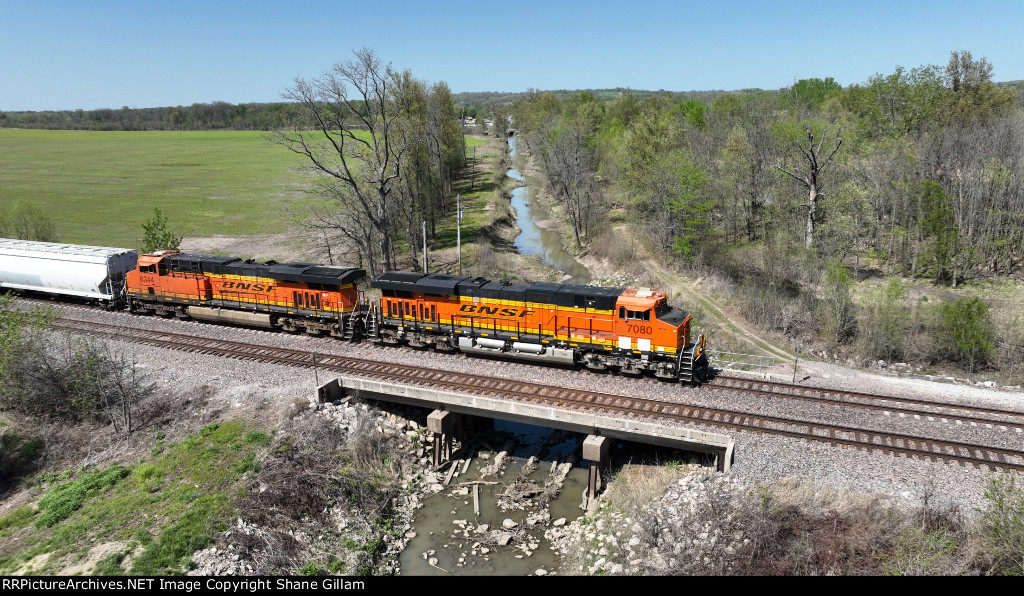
xmin=428 ymin=410 xmax=458 ymax=467
xmin=315 ymin=378 xmax=342 ymax=404
xmin=716 ymin=440 xmax=735 ymax=473
xmin=583 ymin=435 xmax=612 ymax=501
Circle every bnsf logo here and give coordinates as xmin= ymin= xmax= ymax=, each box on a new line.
xmin=221 ymin=281 xmax=275 ymax=292
xmin=458 ymin=304 xmax=530 ymax=318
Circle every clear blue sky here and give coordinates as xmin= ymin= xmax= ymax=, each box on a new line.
xmin=2 ymin=0 xmax=1022 ymax=111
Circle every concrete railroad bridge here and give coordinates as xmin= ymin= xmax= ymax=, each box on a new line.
xmin=318 ymin=376 xmax=735 ymax=500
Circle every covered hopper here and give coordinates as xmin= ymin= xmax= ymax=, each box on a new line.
xmin=0 ymin=238 xmax=138 ymax=301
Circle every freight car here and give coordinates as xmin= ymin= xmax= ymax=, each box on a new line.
xmin=368 ymin=272 xmax=707 ymax=384
xmin=0 ymin=238 xmax=137 ymax=309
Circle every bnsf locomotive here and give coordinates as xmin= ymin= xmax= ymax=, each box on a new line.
xmin=0 ymin=239 xmax=708 ymax=384
xmin=371 ymin=271 xmax=707 ymax=383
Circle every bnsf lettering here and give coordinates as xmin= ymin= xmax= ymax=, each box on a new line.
xmin=458 ymin=304 xmax=530 ymax=318
xmin=221 ymin=281 xmax=275 ymax=292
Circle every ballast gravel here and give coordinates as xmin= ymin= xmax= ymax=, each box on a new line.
xmin=58 ymin=304 xmax=1024 ymax=516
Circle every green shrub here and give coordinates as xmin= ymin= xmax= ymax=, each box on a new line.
xmin=0 ymin=506 xmax=33 ymax=535
xmin=244 ymin=432 xmax=272 ymax=446
xmin=35 ymin=465 xmax=131 ymax=528
xmin=883 ymin=528 xmax=960 ymax=576
xmin=817 ymin=261 xmax=855 ymax=348
xmin=979 ymin=472 xmax=1024 ymax=575
xmin=858 ymin=277 xmax=909 ymax=362
xmin=926 ymin=297 xmax=994 ymax=373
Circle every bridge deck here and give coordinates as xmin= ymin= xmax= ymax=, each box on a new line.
xmin=321 ymin=375 xmax=735 ymax=471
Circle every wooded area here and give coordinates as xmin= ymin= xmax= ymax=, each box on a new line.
xmin=507 ymin=51 xmax=1024 ymax=376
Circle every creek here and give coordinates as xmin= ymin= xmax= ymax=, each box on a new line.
xmin=507 ymin=136 xmax=592 ymax=285
xmin=397 ymin=420 xmax=590 ymax=575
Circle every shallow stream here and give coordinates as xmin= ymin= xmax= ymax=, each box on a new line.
xmin=397 ymin=421 xmax=591 ymax=575
xmin=507 ymin=136 xmax=592 ymax=285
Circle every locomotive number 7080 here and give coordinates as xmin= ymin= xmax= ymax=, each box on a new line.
xmin=627 ymin=324 xmax=652 ymax=335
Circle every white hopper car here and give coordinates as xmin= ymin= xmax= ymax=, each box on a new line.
xmin=0 ymin=238 xmax=138 ymax=308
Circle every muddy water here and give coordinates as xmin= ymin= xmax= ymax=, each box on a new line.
xmin=398 ymin=420 xmax=590 ymax=576
xmin=507 ymin=136 xmax=592 ymax=285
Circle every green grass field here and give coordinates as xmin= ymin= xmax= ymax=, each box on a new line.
xmin=0 ymin=129 xmax=313 ymax=248
xmin=1 ymin=128 xmax=505 ymax=261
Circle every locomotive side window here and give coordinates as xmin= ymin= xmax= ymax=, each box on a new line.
xmin=623 ymin=309 xmax=651 ymax=321
xmin=140 ymin=264 xmax=156 ymax=274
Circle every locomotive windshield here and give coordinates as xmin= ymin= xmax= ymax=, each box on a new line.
xmin=655 ymin=303 xmax=688 ymax=326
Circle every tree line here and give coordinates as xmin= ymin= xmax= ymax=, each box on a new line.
xmin=0 ymin=89 xmax=726 ymax=132
xmin=509 ymin=50 xmax=1024 ymax=374
xmin=1 ymin=101 xmax=322 ymax=131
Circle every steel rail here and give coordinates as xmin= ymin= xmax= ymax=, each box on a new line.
xmin=50 ymin=318 xmax=1024 ymax=472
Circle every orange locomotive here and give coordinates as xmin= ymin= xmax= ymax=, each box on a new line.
xmin=369 ymin=272 xmax=707 ymax=384
xmin=126 ymin=251 xmax=366 ymax=337
xmin=121 ymin=251 xmax=706 ymax=383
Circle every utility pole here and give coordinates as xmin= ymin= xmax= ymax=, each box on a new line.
xmin=457 ymin=194 xmax=463 ymax=275
xmin=471 ymin=146 xmax=476 ymax=191
xmin=792 ymin=344 xmax=801 ymax=383
xmin=422 ymin=221 xmax=428 ymax=273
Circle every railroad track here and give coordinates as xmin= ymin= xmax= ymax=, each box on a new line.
xmin=50 ymin=317 xmax=1024 ymax=473
xmin=709 ymin=373 xmax=1024 ymax=431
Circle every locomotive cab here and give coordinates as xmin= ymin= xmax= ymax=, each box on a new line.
xmin=615 ymin=288 xmax=690 ymax=354
xmin=612 ymin=287 xmax=704 ymax=382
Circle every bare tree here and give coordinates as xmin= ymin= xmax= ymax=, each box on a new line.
xmin=776 ymin=118 xmax=845 ymax=248
xmin=96 ymin=342 xmax=153 ymax=437
xmin=543 ymin=115 xmax=601 ymax=248
xmin=269 ymin=47 xmax=405 ymax=274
